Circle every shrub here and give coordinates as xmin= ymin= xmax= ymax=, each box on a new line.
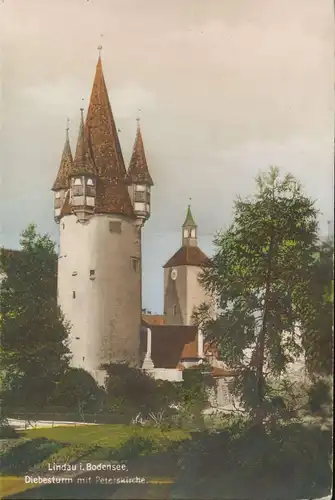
xmin=1 ymin=438 xmax=64 ymax=475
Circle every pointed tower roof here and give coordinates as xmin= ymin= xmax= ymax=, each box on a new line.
xmin=71 ymin=109 xmax=95 ymax=177
xmin=85 ymin=53 xmax=133 ymax=216
xmin=183 ymin=204 xmax=197 ymax=227
xmin=52 ymin=124 xmax=73 ymax=191
xmin=125 ymin=119 xmax=153 ymax=186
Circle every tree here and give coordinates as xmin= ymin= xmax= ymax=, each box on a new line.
xmin=0 ymin=224 xmax=71 ymax=414
xmin=194 ymin=167 xmax=319 ymax=424
xmin=102 ymin=362 xmax=179 ymax=423
xmin=51 ymin=368 xmax=106 ymax=420
xmin=299 ymin=236 xmax=333 ymax=377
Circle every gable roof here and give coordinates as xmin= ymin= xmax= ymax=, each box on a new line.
xmin=140 ymin=325 xmax=199 ymax=368
xmin=163 ymin=245 xmax=210 ymax=268
xmin=142 ymin=314 xmax=165 ymax=326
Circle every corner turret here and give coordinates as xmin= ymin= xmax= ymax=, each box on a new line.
xmin=125 ymin=118 xmax=153 ymax=225
xmin=51 ymin=122 xmax=73 ymax=223
xmin=69 ymin=108 xmax=96 ymax=222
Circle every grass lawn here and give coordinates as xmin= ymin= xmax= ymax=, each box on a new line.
xmin=22 ymin=424 xmax=189 ymax=448
xmin=1 ymin=425 xmax=190 ymax=499
xmin=0 ymin=477 xmax=36 ymax=499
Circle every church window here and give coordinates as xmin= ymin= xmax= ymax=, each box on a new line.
xmin=72 ymin=291 xmax=76 ymax=299
xmin=191 ymin=229 xmax=196 ymax=238
xmin=109 ymin=221 xmax=122 ymax=233
xmin=183 ymin=229 xmax=188 ymax=238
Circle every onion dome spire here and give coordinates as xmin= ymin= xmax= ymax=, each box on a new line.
xmin=52 ymin=119 xmax=73 ymax=191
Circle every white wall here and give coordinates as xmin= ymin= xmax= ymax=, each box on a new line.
xmin=58 ymin=213 xmax=142 ymax=379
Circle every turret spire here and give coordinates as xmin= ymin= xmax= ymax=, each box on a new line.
xmin=182 ymin=202 xmax=197 ymax=247
xmin=71 ymin=108 xmax=95 ymax=176
xmin=125 ymin=118 xmax=154 ymax=186
xmin=85 ymin=53 xmax=133 ymax=216
xmin=52 ymin=119 xmax=73 ymax=191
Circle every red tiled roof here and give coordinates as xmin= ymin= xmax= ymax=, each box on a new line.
xmin=125 ymin=124 xmax=153 ymax=186
xmin=84 ymin=56 xmax=134 ymax=217
xmin=142 ymin=314 xmax=165 ymax=326
xmin=163 ymin=245 xmax=210 ymax=268
xmin=52 ymin=130 xmax=73 ymax=191
xmin=140 ymin=325 xmax=199 ymax=368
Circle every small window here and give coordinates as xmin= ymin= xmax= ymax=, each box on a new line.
xmin=55 ymin=191 xmax=61 ymax=199
xmin=72 ymin=291 xmax=76 ymax=299
xmin=62 ymin=223 xmax=65 ymax=230
xmin=72 ymin=271 xmax=77 ymax=276
xmin=135 ymin=184 xmax=146 ymax=192
xmin=90 ymin=270 xmax=95 ymax=278
xmin=173 ymin=304 xmax=177 ymax=316
xmin=87 ymin=178 xmax=94 ymax=186
xmin=131 ymin=258 xmax=140 ymax=272
xmin=109 ymin=221 xmax=122 ymax=233
xmin=74 ymin=178 xmax=82 ymax=186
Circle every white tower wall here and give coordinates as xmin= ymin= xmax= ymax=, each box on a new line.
xmin=58 ymin=213 xmax=141 ymax=384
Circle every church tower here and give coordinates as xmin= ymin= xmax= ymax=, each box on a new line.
xmin=163 ymin=204 xmax=211 ymax=325
xmin=51 ymin=53 xmax=153 ymax=384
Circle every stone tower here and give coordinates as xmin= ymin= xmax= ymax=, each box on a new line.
xmin=163 ymin=205 xmax=211 ymax=325
xmin=51 ymin=54 xmax=153 ymax=384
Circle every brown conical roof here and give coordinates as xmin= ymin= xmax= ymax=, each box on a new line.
xmin=52 ymin=127 xmax=73 ymax=191
xmin=125 ymin=120 xmax=153 ymax=186
xmin=71 ymin=109 xmax=95 ymax=177
xmin=85 ymin=55 xmax=134 ymax=217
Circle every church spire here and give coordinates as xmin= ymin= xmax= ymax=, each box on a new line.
xmin=182 ymin=202 xmax=197 ymax=247
xmin=52 ymin=120 xmax=73 ymax=191
xmin=125 ymin=117 xmax=153 ymax=186
xmin=71 ymin=108 xmax=95 ymax=176
xmin=85 ymin=52 xmax=133 ymax=216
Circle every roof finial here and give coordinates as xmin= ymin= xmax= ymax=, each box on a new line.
xmin=189 ymin=197 xmax=192 ymax=207
xmin=97 ymin=44 xmax=102 ymax=56
xmin=136 ymin=109 xmax=141 ymax=128
xmin=65 ymin=117 xmax=70 ymax=139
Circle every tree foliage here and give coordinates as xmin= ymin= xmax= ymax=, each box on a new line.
xmin=0 ymin=224 xmax=71 ymax=413
xmin=194 ymin=167 xmax=320 ymax=422
xmin=51 ymin=368 xmax=106 ymax=419
xmin=299 ymin=236 xmax=333 ymax=376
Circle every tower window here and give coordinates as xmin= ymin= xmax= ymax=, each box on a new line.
xmin=173 ymin=304 xmax=177 ymax=316
xmin=109 ymin=221 xmax=122 ymax=234
xmin=131 ymin=258 xmax=140 ymax=272
xmin=89 ymin=270 xmax=95 ymax=279
xmin=74 ymin=178 xmax=82 ymax=186
xmin=72 ymin=291 xmax=76 ymax=299
xmin=87 ymin=178 xmax=94 ymax=186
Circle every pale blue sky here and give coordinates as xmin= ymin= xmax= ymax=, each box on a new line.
xmin=0 ymin=0 xmax=333 ymax=313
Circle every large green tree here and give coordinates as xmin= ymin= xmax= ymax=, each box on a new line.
xmin=299 ymin=236 xmax=333 ymax=377
xmin=0 ymin=224 xmax=71 ymax=415
xmin=194 ymin=167 xmax=320 ymax=423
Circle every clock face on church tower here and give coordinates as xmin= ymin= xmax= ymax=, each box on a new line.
xmin=171 ymin=269 xmax=178 ymax=280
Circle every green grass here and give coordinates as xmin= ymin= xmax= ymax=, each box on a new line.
xmin=23 ymin=424 xmax=189 ymax=449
